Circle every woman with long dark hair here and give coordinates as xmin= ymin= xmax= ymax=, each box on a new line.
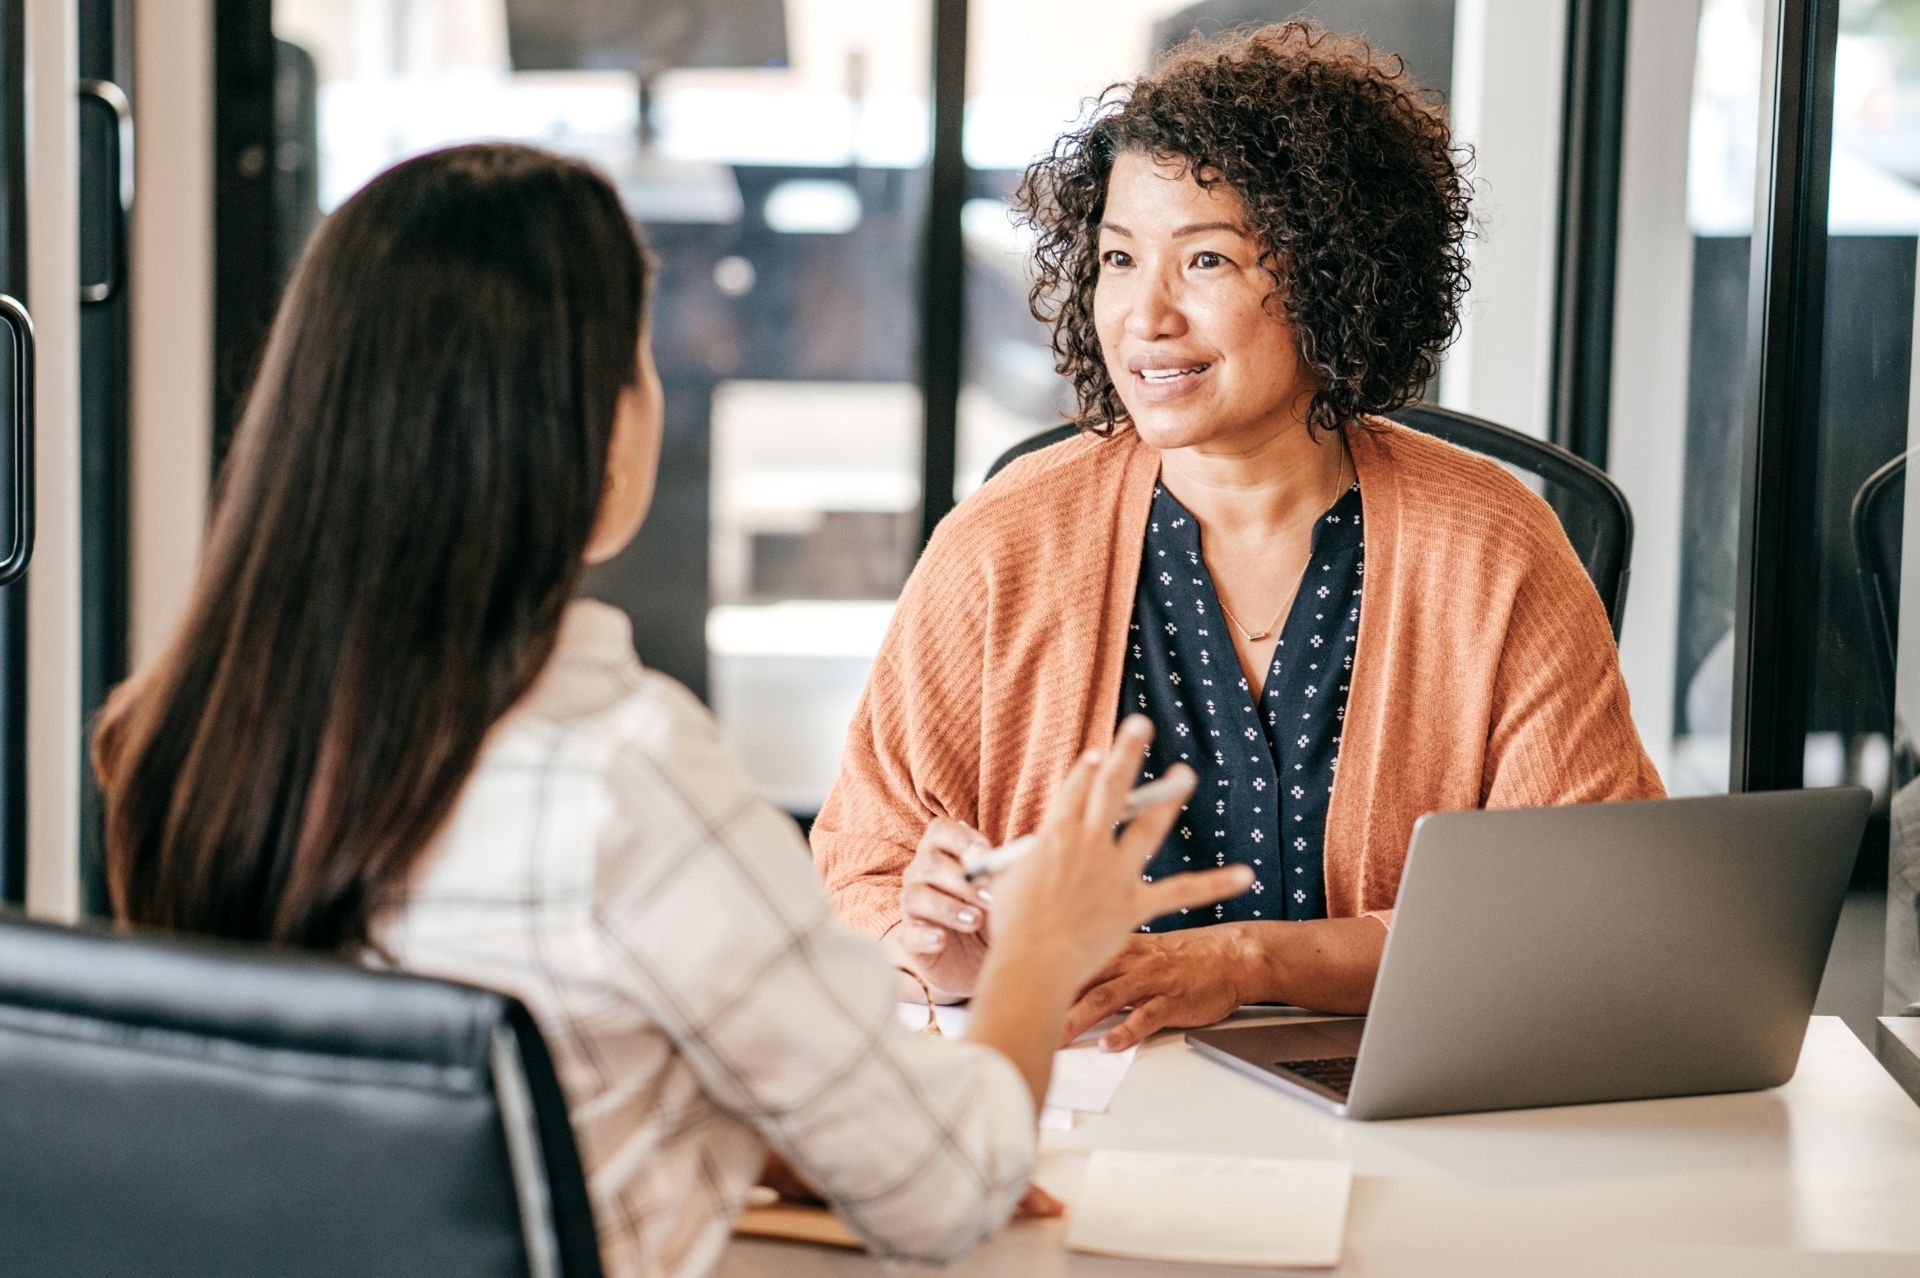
xmin=94 ymin=143 xmax=1246 ymax=1277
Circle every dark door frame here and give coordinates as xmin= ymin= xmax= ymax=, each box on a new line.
xmin=916 ymin=0 xmax=967 ymax=545
xmin=1549 ymin=0 xmax=1630 ymax=468
xmin=210 ymin=0 xmax=277 ymax=473
xmin=77 ymin=0 xmax=135 ymax=915
xmin=0 ymin=0 xmax=26 ymax=907
xmin=1732 ymin=0 xmax=1841 ymax=793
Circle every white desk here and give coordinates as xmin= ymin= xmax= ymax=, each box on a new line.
xmin=717 ymin=1015 xmax=1920 ymax=1276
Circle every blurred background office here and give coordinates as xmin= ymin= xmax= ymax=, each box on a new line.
xmin=0 ymin=0 xmax=1916 ymax=1040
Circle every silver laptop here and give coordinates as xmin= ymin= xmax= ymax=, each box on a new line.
xmin=1187 ymin=788 xmax=1871 ymax=1120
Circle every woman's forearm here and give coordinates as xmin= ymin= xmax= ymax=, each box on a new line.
xmin=1237 ymin=916 xmax=1388 ymax=1014
xmin=964 ymin=938 xmax=1079 ymax=1111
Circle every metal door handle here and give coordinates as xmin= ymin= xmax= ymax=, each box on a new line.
xmin=0 ymin=295 xmax=33 ymax=586
xmin=78 ymin=79 xmax=134 ymax=306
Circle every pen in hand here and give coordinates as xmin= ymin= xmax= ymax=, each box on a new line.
xmin=961 ymin=772 xmax=1194 ymax=882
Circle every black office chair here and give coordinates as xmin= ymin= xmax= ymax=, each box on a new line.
xmin=984 ymin=404 xmax=1635 ymax=637
xmin=1851 ymin=451 xmax=1905 ymax=710
xmin=0 ymin=909 xmax=603 ymax=1278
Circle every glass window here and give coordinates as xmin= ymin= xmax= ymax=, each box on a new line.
xmin=1817 ymin=0 xmax=1920 ymax=1019
xmin=270 ymin=0 xmax=934 ymax=814
xmin=956 ymin=0 xmax=1570 ymax=502
xmin=1609 ymin=0 xmax=1915 ymax=1031
xmin=1608 ymin=0 xmax=1769 ymax=797
xmin=1610 ymin=0 xmax=1911 ymax=818
xmin=261 ymin=2 xmax=1579 ymax=817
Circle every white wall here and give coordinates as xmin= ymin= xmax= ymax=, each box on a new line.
xmin=1608 ymin=0 xmax=1704 ymax=788
xmin=24 ymin=0 xmax=80 ymax=920
xmin=1438 ymin=0 xmax=1569 ymax=439
xmin=129 ymin=0 xmax=212 ymax=671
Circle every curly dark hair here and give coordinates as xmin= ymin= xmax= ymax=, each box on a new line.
xmin=1014 ymin=22 xmax=1473 ymax=437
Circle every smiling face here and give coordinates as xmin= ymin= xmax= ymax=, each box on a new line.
xmin=1092 ymin=150 xmax=1320 ymax=453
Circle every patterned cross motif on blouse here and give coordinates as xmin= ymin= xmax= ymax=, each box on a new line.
xmin=1120 ymin=479 xmax=1365 ymax=931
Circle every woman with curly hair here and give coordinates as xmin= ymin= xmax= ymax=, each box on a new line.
xmin=813 ymin=23 xmax=1662 ymax=1050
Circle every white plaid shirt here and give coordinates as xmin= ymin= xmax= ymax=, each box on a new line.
xmin=379 ymin=601 xmax=1035 ymax=1278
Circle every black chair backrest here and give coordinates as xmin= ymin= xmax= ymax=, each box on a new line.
xmin=979 ymin=421 xmax=1079 ymax=482
xmin=982 ymin=404 xmax=1635 ymax=637
xmin=1851 ymin=451 xmax=1905 ymax=709
xmin=0 ymin=910 xmax=603 ymax=1278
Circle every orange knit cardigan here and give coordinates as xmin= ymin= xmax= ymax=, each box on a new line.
xmin=812 ymin=421 xmax=1664 ymax=938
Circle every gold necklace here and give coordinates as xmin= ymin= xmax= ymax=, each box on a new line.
xmin=1215 ymin=444 xmax=1349 ymax=643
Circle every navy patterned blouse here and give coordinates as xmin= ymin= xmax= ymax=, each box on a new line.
xmin=1122 ymin=478 xmax=1365 ymax=931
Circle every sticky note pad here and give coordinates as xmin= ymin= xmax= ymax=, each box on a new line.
xmin=1065 ymin=1151 xmax=1353 ymax=1268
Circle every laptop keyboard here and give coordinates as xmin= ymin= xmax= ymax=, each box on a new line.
xmin=1277 ymin=1055 xmax=1358 ymax=1098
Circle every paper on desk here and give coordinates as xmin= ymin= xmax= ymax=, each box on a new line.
xmin=895 ymin=1001 xmax=1138 ymax=1117
xmin=1043 ymin=1032 xmax=1137 ymax=1115
xmin=1065 ymin=1151 xmax=1353 ymax=1269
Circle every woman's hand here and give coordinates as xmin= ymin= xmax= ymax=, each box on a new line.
xmin=757 ymin=1150 xmax=821 ymax=1204
xmin=961 ymin=716 xmax=1254 ymax=1110
xmin=893 ymin=818 xmax=994 ymax=1000
xmin=1061 ymin=915 xmax=1390 ymax=1050
xmin=982 ymin=718 xmax=1254 ymax=1003
xmin=1060 ymin=925 xmax=1256 ymax=1051
xmin=1015 ymin=1184 xmax=1064 ymax=1218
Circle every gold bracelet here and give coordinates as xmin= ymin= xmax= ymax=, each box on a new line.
xmin=896 ymin=966 xmax=942 ymax=1036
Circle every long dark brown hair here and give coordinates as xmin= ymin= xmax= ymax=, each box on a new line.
xmin=95 ymin=143 xmax=650 ymax=952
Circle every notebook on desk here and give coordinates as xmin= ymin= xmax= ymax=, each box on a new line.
xmin=1189 ymin=788 xmax=1871 ymax=1120
xmin=1065 ymin=1151 xmax=1353 ymax=1268
xmin=733 ymin=1198 xmax=863 ymax=1250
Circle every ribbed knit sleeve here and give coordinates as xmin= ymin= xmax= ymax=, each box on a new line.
xmin=1480 ymin=504 xmax=1665 ymax=810
xmin=811 ymin=513 xmax=992 ymax=940
xmin=1327 ymin=423 xmax=1666 ymax=923
xmin=809 ymin=433 xmax=1156 ymax=940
